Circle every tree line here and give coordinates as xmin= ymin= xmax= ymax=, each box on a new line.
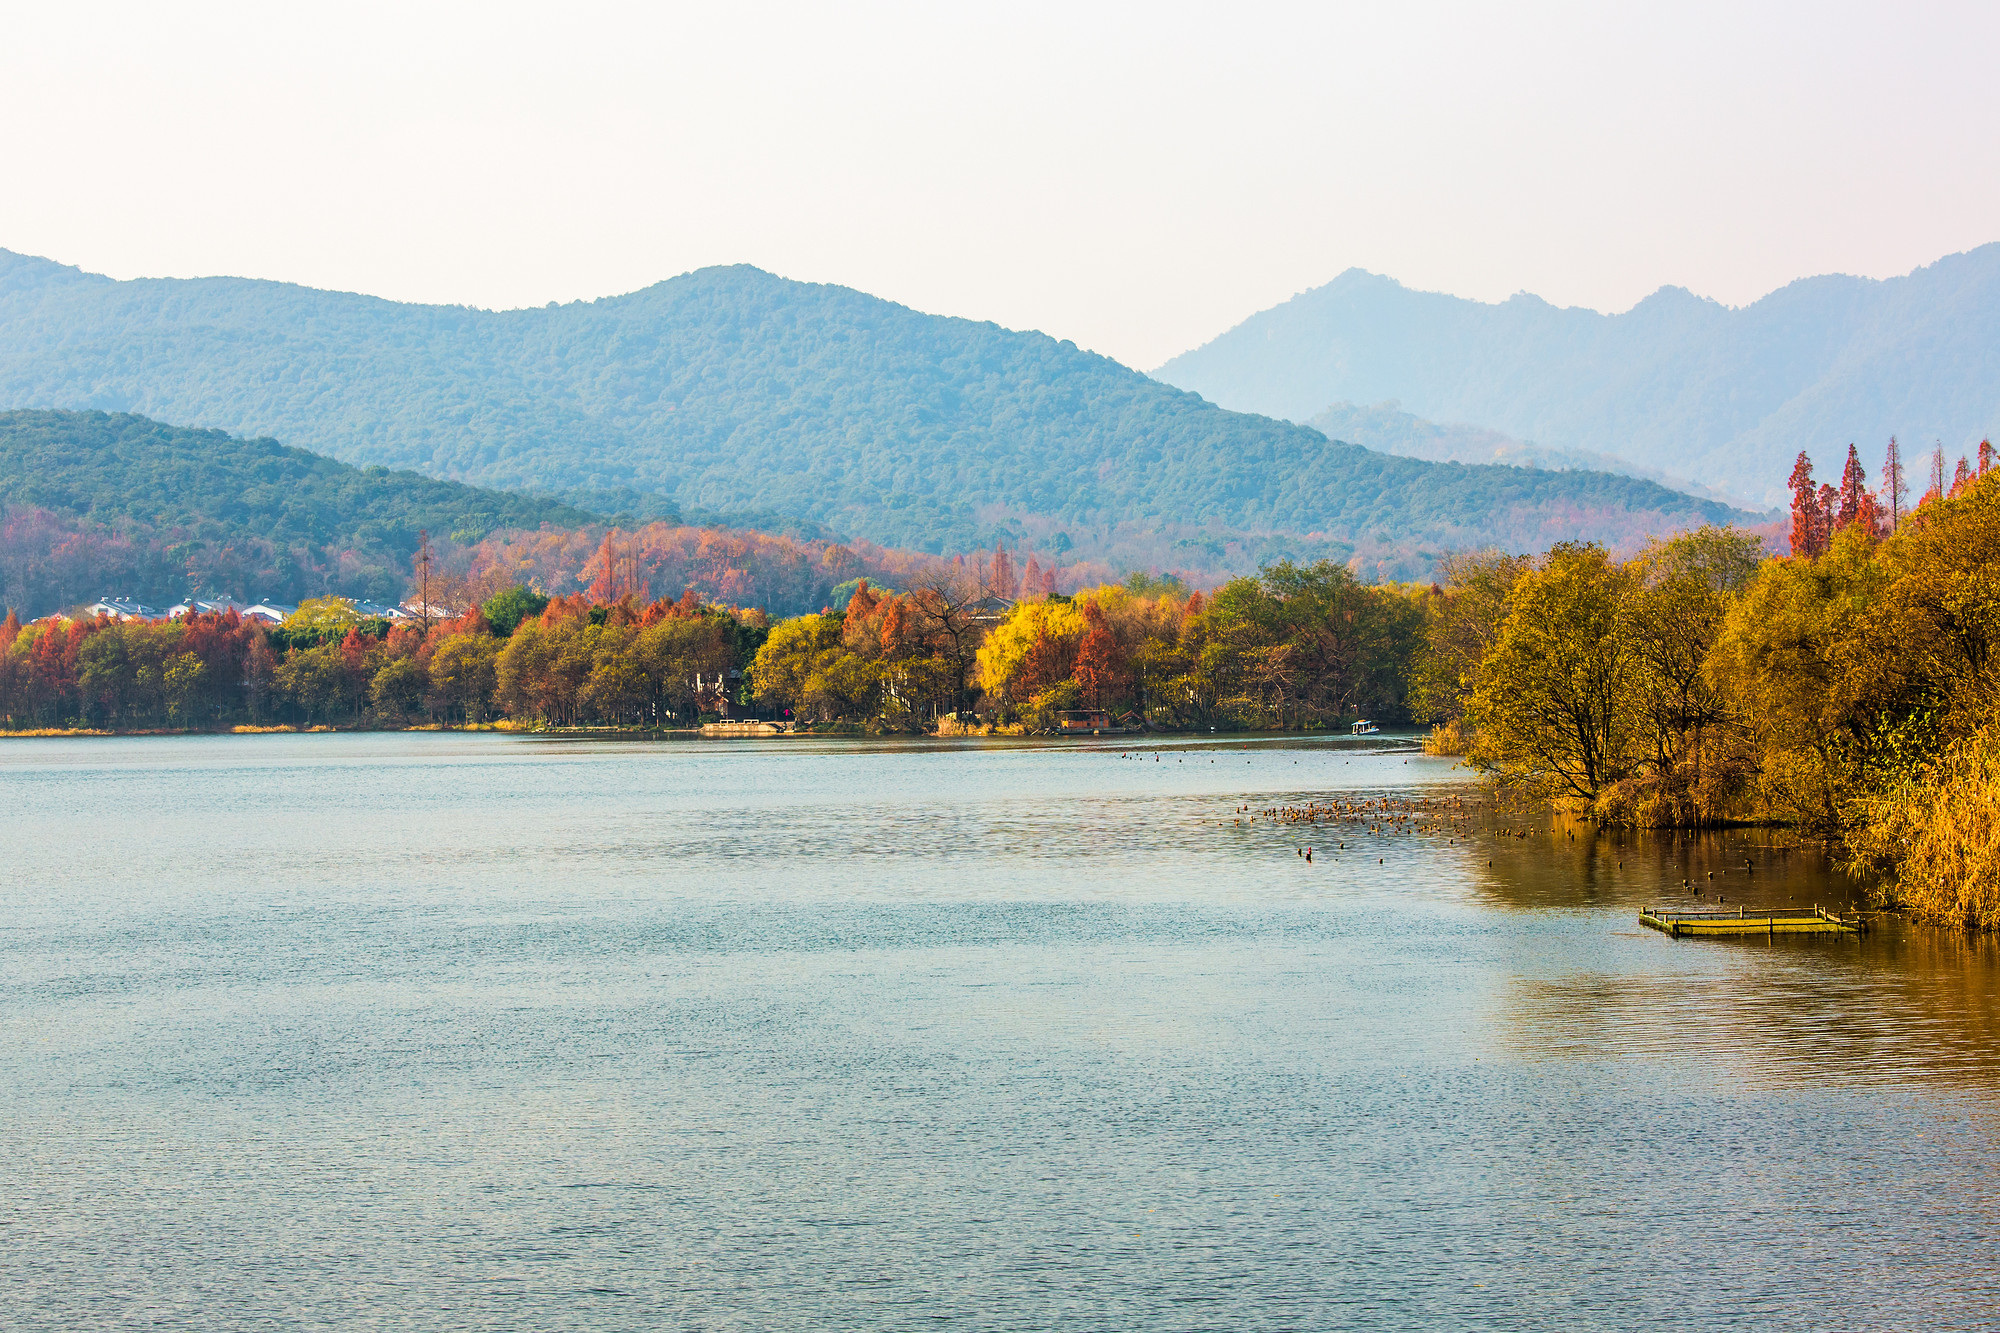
xmin=747 ymin=563 xmax=1419 ymax=733
xmin=0 ymin=558 xmax=1424 ymax=735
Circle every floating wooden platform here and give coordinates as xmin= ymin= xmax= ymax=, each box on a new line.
xmin=1640 ymin=906 xmax=1863 ymax=937
xmin=698 ymin=721 xmax=787 ymax=738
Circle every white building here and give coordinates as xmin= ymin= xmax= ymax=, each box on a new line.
xmin=399 ymin=600 xmax=459 ymax=622
xmin=166 ymin=597 xmax=248 ymax=619
xmin=239 ymin=602 xmax=298 ymax=625
xmin=84 ymin=597 xmax=160 ymax=621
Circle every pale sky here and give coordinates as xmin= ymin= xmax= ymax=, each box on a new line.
xmin=3 ymin=1 xmax=1996 ymax=369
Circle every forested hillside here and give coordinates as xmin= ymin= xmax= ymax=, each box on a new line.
xmin=0 ymin=410 xmax=593 ymax=613
xmin=0 ymin=409 xmax=594 ymax=547
xmin=0 ymin=251 xmax=1750 ymax=564
xmin=0 ymin=409 xmax=977 ymax=619
xmin=1156 ymin=247 xmax=2000 ymax=504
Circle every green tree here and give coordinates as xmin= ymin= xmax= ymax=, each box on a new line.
xmin=161 ymin=652 xmax=206 ymax=726
xmin=481 ymin=585 xmax=550 ymax=637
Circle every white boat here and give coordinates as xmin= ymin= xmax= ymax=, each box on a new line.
xmin=1350 ymin=719 xmax=1379 ymax=736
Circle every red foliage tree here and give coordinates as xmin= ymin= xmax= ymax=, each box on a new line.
xmin=989 ymin=543 xmax=1015 ymax=599
xmin=1981 ymin=439 xmax=1995 ymax=477
xmin=1073 ymin=601 xmax=1129 ymax=708
xmin=1853 ymin=490 xmax=1885 ymax=541
xmin=1949 ymin=456 xmax=1973 ymax=498
xmin=584 ymin=532 xmax=648 ymax=604
xmin=1787 ymin=452 xmax=1821 ymax=556
xmin=27 ymin=618 xmax=86 ymax=720
xmin=1837 ymin=444 xmax=1867 ymax=529
xmin=1017 ymin=626 xmax=1074 ymax=697
xmin=1020 ymin=556 xmax=1042 ymax=599
xmin=242 ymin=632 xmax=277 ymax=720
xmin=878 ymin=599 xmax=909 ymax=655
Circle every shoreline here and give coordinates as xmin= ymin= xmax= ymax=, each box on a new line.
xmin=0 ymin=722 xmax=1429 ymax=742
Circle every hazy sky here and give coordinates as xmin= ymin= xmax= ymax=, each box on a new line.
xmin=3 ymin=1 xmax=1996 ymax=369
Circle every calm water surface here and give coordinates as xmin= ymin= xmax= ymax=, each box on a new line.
xmin=2 ymin=732 xmax=1996 ymax=1330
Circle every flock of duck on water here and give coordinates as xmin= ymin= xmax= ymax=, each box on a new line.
xmin=1226 ymin=792 xmax=1484 ymax=864
xmin=1106 ymin=747 xmax=1801 ymax=903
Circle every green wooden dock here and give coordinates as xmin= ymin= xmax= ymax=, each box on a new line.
xmin=1639 ymin=905 xmax=1864 ymax=937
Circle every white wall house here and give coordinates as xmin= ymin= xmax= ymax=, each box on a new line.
xmin=166 ymin=598 xmax=247 ymax=619
xmin=84 ymin=598 xmax=159 ymax=621
xmin=240 ymin=602 xmax=297 ymax=625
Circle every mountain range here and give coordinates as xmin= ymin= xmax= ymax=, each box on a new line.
xmin=0 ymin=250 xmax=1751 ymax=574
xmin=1300 ymin=402 xmax=1742 ymax=506
xmin=1155 ymin=246 xmax=2000 ymax=504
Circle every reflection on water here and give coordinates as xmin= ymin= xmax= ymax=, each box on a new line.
xmin=2 ymin=732 xmax=1997 ymax=1330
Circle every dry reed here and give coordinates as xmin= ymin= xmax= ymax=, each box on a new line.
xmin=1852 ymin=723 xmax=2000 ymax=929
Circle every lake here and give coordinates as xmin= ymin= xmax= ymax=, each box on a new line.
xmin=3 ymin=732 xmax=1996 ymax=1330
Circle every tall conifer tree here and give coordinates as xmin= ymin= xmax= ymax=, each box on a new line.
xmin=1882 ymin=436 xmax=1905 ymax=529
xmin=1787 ymin=452 xmax=1820 ymax=556
xmin=1837 ymin=445 xmax=1866 ymax=529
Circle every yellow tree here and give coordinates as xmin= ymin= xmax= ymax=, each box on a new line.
xmin=1707 ymin=525 xmax=1893 ymax=833
xmin=283 ymin=597 xmax=364 ymax=636
xmin=975 ymin=599 xmax=1084 ymax=707
xmin=1468 ymin=543 xmax=1638 ymax=801
xmin=1408 ymin=551 xmax=1533 ymax=724
xmin=428 ymin=632 xmax=500 ymax=723
xmin=1618 ymin=527 xmax=1764 ymax=808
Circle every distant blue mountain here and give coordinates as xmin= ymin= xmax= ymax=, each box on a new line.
xmin=1154 ymin=247 xmax=2000 ymax=503
xmin=0 ymin=250 xmax=1750 ymax=566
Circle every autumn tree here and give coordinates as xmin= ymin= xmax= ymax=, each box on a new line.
xmin=1949 ymin=456 xmax=1973 ymax=498
xmin=1707 ymin=524 xmax=1895 ymax=834
xmin=427 ymin=631 xmax=500 ymax=722
xmin=1616 ymin=527 xmax=1764 ymax=814
xmin=274 ymin=641 xmax=348 ymax=724
xmin=1787 ymin=452 xmax=1822 ymax=557
xmin=1836 ymin=445 xmax=1868 ymax=529
xmin=1924 ymin=443 xmax=1947 ymax=507
xmin=903 ymin=570 xmax=989 ymax=716
xmin=976 ymin=598 xmax=1084 ymax=708
xmin=988 ymin=543 xmax=1015 ymax=599
xmin=1882 ymin=437 xmax=1906 ymax=530
xmin=1072 ymin=601 xmax=1128 ymax=708
xmin=1467 ymin=543 xmax=1638 ymax=801
xmin=1408 ymin=550 xmax=1534 ymax=721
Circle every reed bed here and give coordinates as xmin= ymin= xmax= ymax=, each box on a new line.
xmin=1853 ymin=723 xmax=2000 ymax=930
